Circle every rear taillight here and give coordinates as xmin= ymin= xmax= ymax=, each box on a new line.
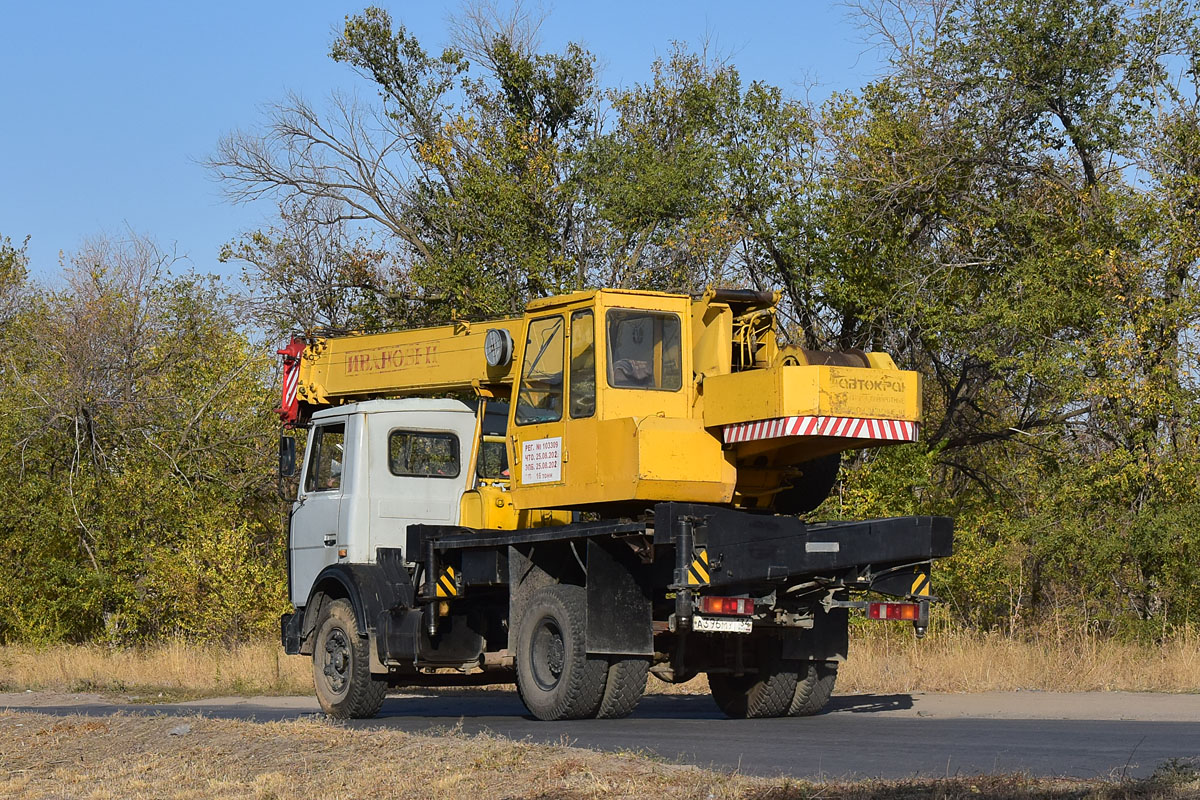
xmin=868 ymin=601 xmax=920 ymax=621
xmin=698 ymin=596 xmax=755 ymax=616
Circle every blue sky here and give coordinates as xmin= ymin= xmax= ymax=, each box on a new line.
xmin=0 ymin=2 xmax=884 ymax=282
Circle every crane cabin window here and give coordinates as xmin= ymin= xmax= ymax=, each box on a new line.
xmin=389 ymin=431 xmax=460 ymax=478
xmin=516 ymin=316 xmax=565 ymax=425
xmin=606 ymin=310 xmax=682 ymax=391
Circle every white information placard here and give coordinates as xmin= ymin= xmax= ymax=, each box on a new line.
xmin=521 ymin=437 xmax=562 ymax=484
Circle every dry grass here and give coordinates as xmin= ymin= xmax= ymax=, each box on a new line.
xmin=0 ymin=640 xmax=311 ymax=699
xmin=2 ymin=626 xmax=1198 ymax=701
xmin=837 ymin=626 xmax=1200 ymax=694
xmin=649 ymin=626 xmax=1200 ymax=696
xmin=1 ymin=711 xmax=1197 ymax=800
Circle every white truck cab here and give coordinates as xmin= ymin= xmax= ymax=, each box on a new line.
xmin=290 ymin=399 xmax=477 ymax=606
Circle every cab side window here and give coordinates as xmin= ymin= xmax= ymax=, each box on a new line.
xmin=389 ymin=431 xmax=460 ymax=478
xmin=305 ymin=423 xmax=346 ymax=493
xmin=515 ymin=316 xmax=565 ymax=425
xmin=569 ymin=310 xmax=596 ymax=418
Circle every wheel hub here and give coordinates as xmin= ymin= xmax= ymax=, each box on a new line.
xmin=531 ymin=617 xmax=566 ymax=690
xmin=323 ymin=628 xmax=350 ymax=693
xmin=546 ymin=635 xmax=564 ymax=674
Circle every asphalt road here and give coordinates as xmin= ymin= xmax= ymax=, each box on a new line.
xmin=5 ymin=690 xmax=1199 ymax=781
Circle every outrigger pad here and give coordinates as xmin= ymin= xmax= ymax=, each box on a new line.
xmin=653 ymin=503 xmax=952 ymax=589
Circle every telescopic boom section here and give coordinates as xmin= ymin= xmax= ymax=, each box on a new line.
xmin=277 ymin=317 xmax=525 ymax=426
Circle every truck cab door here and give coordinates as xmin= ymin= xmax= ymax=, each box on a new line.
xmin=290 ymin=421 xmax=346 ymax=605
xmin=510 ymin=313 xmax=568 ymax=491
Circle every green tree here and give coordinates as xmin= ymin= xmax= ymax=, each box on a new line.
xmin=213 ymin=5 xmax=600 ymax=319
xmin=0 ymin=234 xmax=28 ymax=331
xmin=222 ymin=200 xmax=410 ymax=339
xmin=825 ymin=0 xmax=1200 ymax=629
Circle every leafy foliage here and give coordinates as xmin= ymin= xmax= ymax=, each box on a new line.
xmin=0 ymin=234 xmax=284 ymax=643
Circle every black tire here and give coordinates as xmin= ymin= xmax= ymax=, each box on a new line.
xmin=515 ymin=585 xmax=608 ymax=721
xmin=788 ymin=662 xmax=838 ymax=716
xmin=597 ymin=657 xmax=649 ymax=719
xmin=312 ymin=598 xmax=387 ymax=719
xmin=774 ymin=454 xmax=840 ymax=515
xmin=708 ymin=658 xmax=798 ymax=719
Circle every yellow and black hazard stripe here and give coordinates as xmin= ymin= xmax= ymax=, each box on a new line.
xmin=910 ymin=571 xmax=931 ymax=598
xmin=687 ymin=549 xmax=710 ymax=586
xmin=435 ymin=565 xmax=458 ymax=598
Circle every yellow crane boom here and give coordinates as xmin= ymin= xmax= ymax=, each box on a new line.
xmin=283 ymin=317 xmax=525 ymax=410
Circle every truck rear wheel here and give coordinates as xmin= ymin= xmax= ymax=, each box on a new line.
xmin=515 ymin=585 xmax=607 ymax=721
xmin=597 ymin=657 xmax=649 ymax=719
xmin=312 ymin=598 xmax=387 ymax=719
xmin=788 ymin=662 xmax=837 ymax=716
xmin=708 ymin=659 xmax=798 ymax=719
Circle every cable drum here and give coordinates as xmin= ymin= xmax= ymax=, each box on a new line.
xmin=776 ymin=344 xmax=870 ymax=369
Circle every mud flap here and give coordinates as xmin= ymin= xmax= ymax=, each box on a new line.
xmin=585 ymin=538 xmax=653 ymax=656
xmin=781 ymin=607 xmax=849 ymax=662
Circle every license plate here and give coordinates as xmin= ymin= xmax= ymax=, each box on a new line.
xmin=692 ymin=615 xmax=752 ymax=634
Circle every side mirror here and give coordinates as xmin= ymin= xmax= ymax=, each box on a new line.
xmin=279 ymin=435 xmax=297 ymax=478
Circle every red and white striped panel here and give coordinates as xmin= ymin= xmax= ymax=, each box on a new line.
xmin=723 ymin=415 xmax=919 ymax=445
xmin=283 ymin=364 xmax=299 ymax=408
xmin=276 ymin=337 xmax=307 ymax=425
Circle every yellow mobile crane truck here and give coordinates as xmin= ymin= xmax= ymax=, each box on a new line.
xmin=277 ymin=287 xmax=951 ymax=720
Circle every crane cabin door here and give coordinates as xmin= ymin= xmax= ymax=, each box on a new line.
xmin=510 ymin=309 xmax=595 ymax=504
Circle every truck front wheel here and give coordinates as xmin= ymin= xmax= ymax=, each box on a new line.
xmin=515 ymin=585 xmax=608 ymax=721
xmin=312 ymin=598 xmax=387 ymax=719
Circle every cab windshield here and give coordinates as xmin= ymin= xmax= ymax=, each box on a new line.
xmin=515 ymin=316 xmax=565 ymax=424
